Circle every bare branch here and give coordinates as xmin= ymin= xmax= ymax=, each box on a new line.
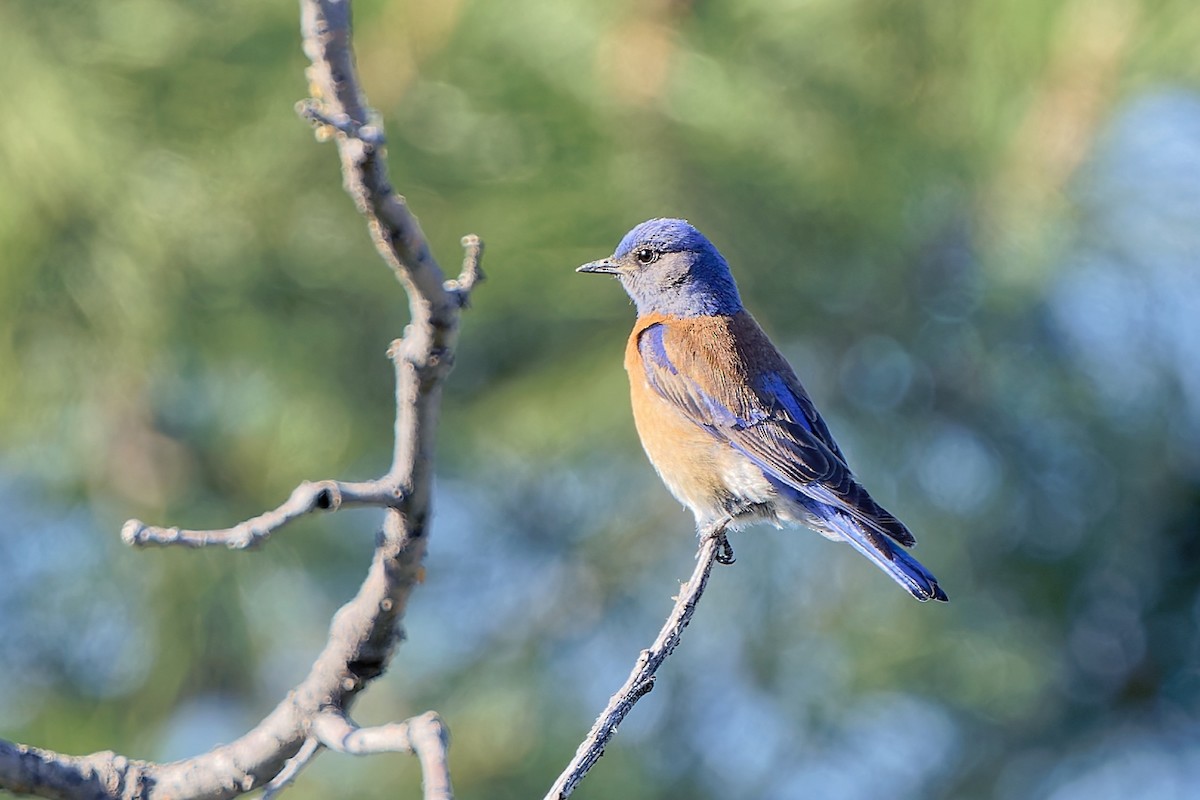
xmin=295 ymin=99 xmax=384 ymax=145
xmin=0 ymin=2 xmax=476 ymax=799
xmin=299 ymin=0 xmax=465 ymax=319
xmin=260 ymin=738 xmax=320 ymax=800
xmin=121 ymin=480 xmax=401 ymax=549
xmin=445 ymin=234 xmax=485 ymax=308
xmin=0 ymin=739 xmax=151 ymax=800
xmin=544 ymin=526 xmax=731 ymax=800
xmin=406 ymin=714 xmax=455 ymax=800
xmin=313 ymin=710 xmax=453 ymax=800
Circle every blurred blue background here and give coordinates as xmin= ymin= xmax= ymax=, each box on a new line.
xmin=2 ymin=1 xmax=1199 ymax=798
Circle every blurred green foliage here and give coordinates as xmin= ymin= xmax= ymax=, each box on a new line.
xmin=3 ymin=0 xmax=1200 ymax=798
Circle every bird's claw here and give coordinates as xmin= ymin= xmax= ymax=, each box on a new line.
xmin=713 ymin=532 xmax=736 ymax=565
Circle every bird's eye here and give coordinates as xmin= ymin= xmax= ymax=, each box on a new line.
xmin=635 ymin=248 xmax=658 ymax=265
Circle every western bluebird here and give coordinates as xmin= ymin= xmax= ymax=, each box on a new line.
xmin=578 ymin=218 xmax=946 ymax=602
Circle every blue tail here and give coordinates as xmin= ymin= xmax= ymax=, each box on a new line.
xmin=822 ymin=509 xmax=948 ymax=602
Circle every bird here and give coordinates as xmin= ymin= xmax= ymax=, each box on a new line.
xmin=577 ymin=218 xmax=946 ymax=602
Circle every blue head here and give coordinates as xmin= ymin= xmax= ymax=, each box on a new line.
xmin=577 ymin=219 xmax=743 ymax=317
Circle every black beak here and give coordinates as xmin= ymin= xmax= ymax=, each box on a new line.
xmin=576 ymin=259 xmax=620 ymax=275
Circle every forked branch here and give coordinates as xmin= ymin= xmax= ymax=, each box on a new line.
xmin=0 ymin=1 xmax=477 ymax=798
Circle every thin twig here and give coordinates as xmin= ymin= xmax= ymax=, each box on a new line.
xmin=544 ymin=525 xmax=731 ymax=800
xmin=260 ymin=738 xmax=321 ymax=800
xmin=121 ymin=480 xmax=401 ymax=549
xmin=408 ymin=712 xmax=455 ymax=800
xmin=313 ymin=711 xmax=453 ymax=800
xmin=295 ymin=99 xmax=385 ymax=145
xmin=445 ymin=235 xmax=485 ymax=307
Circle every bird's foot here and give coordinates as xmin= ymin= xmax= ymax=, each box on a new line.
xmin=714 ymin=534 xmax=736 ymax=565
xmin=700 ymin=521 xmax=736 ymax=565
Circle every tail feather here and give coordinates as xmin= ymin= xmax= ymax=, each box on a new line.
xmin=824 ymin=510 xmax=948 ymax=602
xmin=769 ymin=479 xmax=948 ymax=602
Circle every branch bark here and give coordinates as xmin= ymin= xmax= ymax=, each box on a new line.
xmin=545 ymin=527 xmax=731 ymax=800
xmin=0 ymin=1 xmax=478 ymax=798
xmin=312 ymin=710 xmax=452 ymax=800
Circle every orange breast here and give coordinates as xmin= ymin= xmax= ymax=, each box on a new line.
xmin=627 ymin=365 xmax=729 ymax=516
xmin=623 ymin=316 xmax=777 ymax=524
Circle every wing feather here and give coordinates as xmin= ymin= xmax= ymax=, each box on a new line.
xmin=637 ymin=315 xmax=915 ymax=549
